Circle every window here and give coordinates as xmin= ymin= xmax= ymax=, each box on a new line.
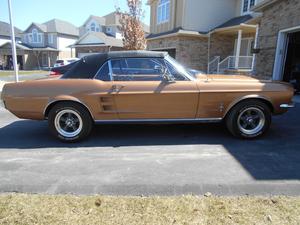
xmin=157 ymin=0 xmax=170 ymax=24
xmin=95 ymin=62 xmax=111 ymax=81
xmin=28 ymin=34 xmax=33 ymax=43
xmin=48 ymin=34 xmax=54 ymax=44
xmin=110 ymin=58 xmax=166 ymax=81
xmin=32 ymin=29 xmax=38 ymax=42
xmin=31 ymin=28 xmax=42 ymax=43
xmin=242 ymin=0 xmax=256 ymax=14
xmin=90 ymin=22 xmax=96 ymax=32
xmin=38 ymin=34 xmax=42 ymax=43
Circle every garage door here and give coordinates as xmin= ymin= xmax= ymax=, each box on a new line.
xmin=78 ymin=53 xmax=98 ymax=58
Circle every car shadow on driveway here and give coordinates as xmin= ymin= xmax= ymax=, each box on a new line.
xmin=0 ymin=105 xmax=299 ymax=181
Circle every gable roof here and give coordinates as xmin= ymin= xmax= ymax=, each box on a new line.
xmin=82 ymin=15 xmax=106 ymax=27
xmin=23 ymin=19 xmax=79 ymax=36
xmin=72 ymin=31 xmax=123 ymax=47
xmin=215 ymin=15 xmax=254 ymax=30
xmin=43 ymin=19 xmax=79 ymax=36
xmin=32 ymin=22 xmax=47 ymax=32
xmin=0 ymin=21 xmax=22 ymax=38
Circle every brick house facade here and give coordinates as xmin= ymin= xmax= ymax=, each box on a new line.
xmin=147 ymin=35 xmax=208 ymax=71
xmin=254 ymin=0 xmax=300 ymax=82
xmin=147 ymin=0 xmax=261 ymax=74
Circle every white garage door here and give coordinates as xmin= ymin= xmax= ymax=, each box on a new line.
xmin=78 ymin=52 xmax=98 ymax=58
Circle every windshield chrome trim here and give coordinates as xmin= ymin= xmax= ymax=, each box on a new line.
xmin=165 ymin=55 xmax=196 ymax=81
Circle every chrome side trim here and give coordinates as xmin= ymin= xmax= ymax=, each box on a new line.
xmin=95 ymin=118 xmax=222 ymax=124
xmin=280 ymin=103 xmax=295 ymax=108
xmin=44 ymin=99 xmax=95 ymax=120
xmin=108 ymin=60 xmax=113 ymax=81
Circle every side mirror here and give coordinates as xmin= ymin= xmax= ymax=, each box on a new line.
xmin=162 ymin=73 xmax=175 ymax=83
xmin=154 ymin=65 xmax=164 ymax=74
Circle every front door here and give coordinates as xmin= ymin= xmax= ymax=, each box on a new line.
xmin=109 ymin=57 xmax=199 ymax=120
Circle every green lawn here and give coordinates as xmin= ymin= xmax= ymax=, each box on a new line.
xmin=0 ymin=70 xmax=49 ymax=76
xmin=0 ymin=194 xmax=299 ymax=225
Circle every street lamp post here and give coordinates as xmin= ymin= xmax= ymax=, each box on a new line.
xmin=7 ymin=0 xmax=19 ymax=82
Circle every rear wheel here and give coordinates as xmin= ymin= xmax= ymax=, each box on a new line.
xmin=48 ymin=102 xmax=93 ymax=142
xmin=226 ymin=100 xmax=272 ymax=139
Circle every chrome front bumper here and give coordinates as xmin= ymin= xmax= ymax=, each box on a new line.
xmin=280 ymin=103 xmax=295 ymax=108
xmin=0 ymin=100 xmax=4 ymax=108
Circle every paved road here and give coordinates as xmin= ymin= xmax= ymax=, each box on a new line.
xmin=0 ymin=103 xmax=300 ymax=196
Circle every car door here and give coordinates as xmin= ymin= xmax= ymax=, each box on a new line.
xmin=93 ymin=61 xmax=119 ymax=120
xmin=110 ymin=57 xmax=200 ymax=120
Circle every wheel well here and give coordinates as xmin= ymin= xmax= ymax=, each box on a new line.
xmin=44 ymin=100 xmax=93 ymax=120
xmin=225 ymin=98 xmax=274 ymax=118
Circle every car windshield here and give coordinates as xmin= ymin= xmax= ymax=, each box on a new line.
xmin=165 ymin=56 xmax=195 ymax=80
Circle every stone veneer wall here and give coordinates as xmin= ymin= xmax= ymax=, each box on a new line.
xmin=147 ymin=36 xmax=208 ymax=71
xmin=209 ymin=33 xmax=236 ymax=61
xmin=256 ymin=0 xmax=300 ymax=78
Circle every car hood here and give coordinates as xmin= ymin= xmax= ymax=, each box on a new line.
xmin=195 ymin=74 xmax=278 ymax=83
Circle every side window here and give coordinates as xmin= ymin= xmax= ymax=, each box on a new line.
xmin=111 ymin=58 xmax=166 ymax=81
xmin=165 ymin=60 xmax=188 ymax=81
xmin=95 ymin=62 xmax=111 ymax=81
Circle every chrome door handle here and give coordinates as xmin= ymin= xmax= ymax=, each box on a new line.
xmin=111 ymin=85 xmax=125 ymax=92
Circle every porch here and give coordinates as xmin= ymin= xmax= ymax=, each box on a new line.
xmin=0 ymin=42 xmax=58 ymax=70
xmin=208 ymin=24 xmax=259 ymax=75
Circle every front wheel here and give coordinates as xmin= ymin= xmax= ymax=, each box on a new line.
xmin=48 ymin=102 xmax=93 ymax=142
xmin=226 ymin=100 xmax=272 ymax=139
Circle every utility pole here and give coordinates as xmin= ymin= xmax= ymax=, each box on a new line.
xmin=7 ymin=0 xmax=19 ymax=82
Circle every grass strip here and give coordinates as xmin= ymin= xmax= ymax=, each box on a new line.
xmin=0 ymin=194 xmax=299 ymax=225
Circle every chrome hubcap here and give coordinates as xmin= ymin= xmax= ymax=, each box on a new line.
xmin=54 ymin=109 xmax=83 ymax=138
xmin=237 ymin=107 xmax=265 ymax=135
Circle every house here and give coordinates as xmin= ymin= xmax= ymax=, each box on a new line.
xmin=0 ymin=19 xmax=79 ymax=70
xmin=253 ymin=0 xmax=300 ymax=88
xmin=0 ymin=21 xmax=22 ymax=69
xmin=72 ymin=12 xmax=150 ymax=57
xmin=147 ymin=0 xmax=263 ymax=73
xmin=73 ymin=14 xmax=124 ymax=58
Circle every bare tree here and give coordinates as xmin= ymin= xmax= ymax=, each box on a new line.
xmin=117 ymin=0 xmax=147 ymax=50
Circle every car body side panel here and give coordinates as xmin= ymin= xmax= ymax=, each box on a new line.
xmin=2 ymin=75 xmax=294 ymax=121
xmin=195 ymin=75 xmax=294 ymax=118
xmin=112 ymin=81 xmax=199 ymax=119
xmin=2 ymin=79 xmax=118 ymax=120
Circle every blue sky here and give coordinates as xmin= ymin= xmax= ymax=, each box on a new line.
xmin=0 ymin=0 xmax=150 ymax=30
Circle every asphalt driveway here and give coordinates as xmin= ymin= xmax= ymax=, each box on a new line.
xmin=0 ymin=102 xmax=299 ymax=196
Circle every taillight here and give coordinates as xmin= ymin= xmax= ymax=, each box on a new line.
xmin=50 ymin=71 xmax=61 ymax=76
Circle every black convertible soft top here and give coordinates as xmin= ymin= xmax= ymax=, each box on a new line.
xmin=62 ymin=51 xmax=168 ymax=79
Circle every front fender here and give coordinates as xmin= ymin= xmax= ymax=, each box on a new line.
xmin=224 ymin=94 xmax=274 ymax=117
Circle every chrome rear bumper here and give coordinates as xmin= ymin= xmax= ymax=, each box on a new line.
xmin=280 ymin=103 xmax=295 ymax=108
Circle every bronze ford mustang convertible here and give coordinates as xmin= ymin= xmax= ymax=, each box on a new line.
xmin=1 ymin=51 xmax=295 ymax=142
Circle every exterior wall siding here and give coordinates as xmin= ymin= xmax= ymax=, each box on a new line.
xmin=255 ymin=0 xmax=300 ymax=78
xmin=183 ymin=0 xmax=237 ymax=32
xmin=150 ymin=0 xmax=179 ymax=34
